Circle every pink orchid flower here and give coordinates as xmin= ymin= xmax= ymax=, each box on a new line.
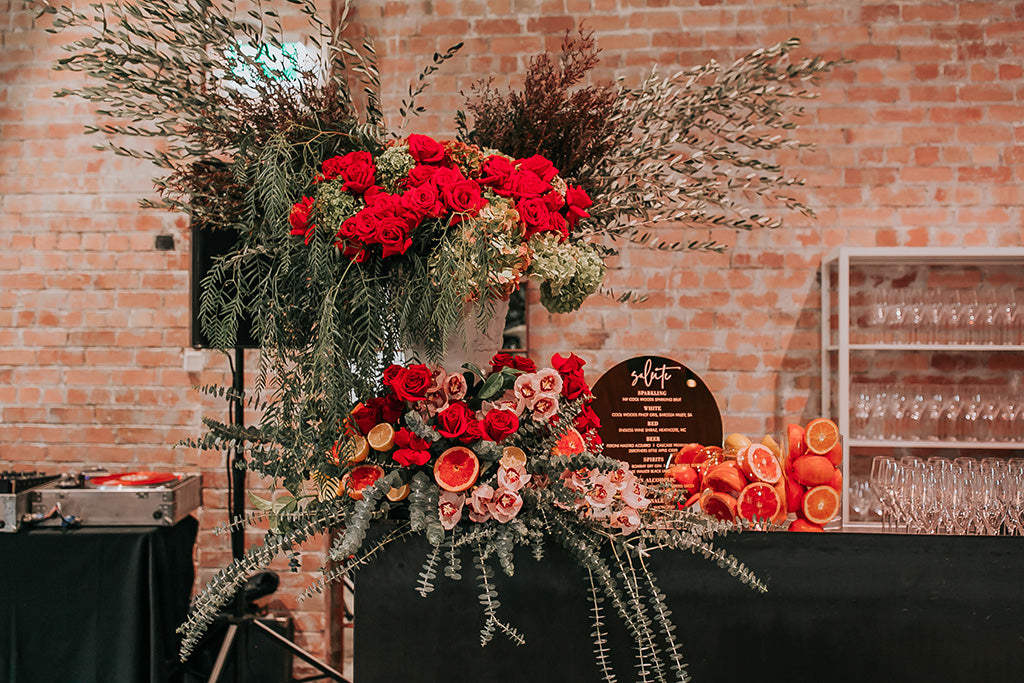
xmin=490 ymin=488 xmax=523 ymax=523
xmin=438 ymin=491 xmax=465 ymax=530
xmin=497 ymin=464 xmax=531 ymax=492
xmin=611 ymin=505 xmax=642 ymax=535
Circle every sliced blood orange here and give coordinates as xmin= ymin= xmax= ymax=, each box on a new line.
xmin=330 ymin=435 xmax=368 ymax=466
xmin=788 ymin=518 xmax=824 ymax=532
xmin=681 ymin=491 xmax=701 ymax=509
xmin=433 ymin=446 xmax=480 ymax=492
xmin=736 ymin=482 xmax=783 ymax=523
xmin=791 ymin=455 xmax=836 ymax=488
xmin=699 ymin=489 xmax=737 ymax=523
xmin=737 ymin=443 xmax=782 ymax=484
xmin=802 ymin=484 xmax=840 ymax=525
xmin=804 ymin=417 xmax=840 ymax=456
xmin=367 ymin=423 xmax=396 ymax=452
xmin=703 ymin=461 xmax=748 ymax=494
xmin=341 ymin=464 xmax=384 ymax=500
xmin=551 ymin=427 xmax=586 ymax=457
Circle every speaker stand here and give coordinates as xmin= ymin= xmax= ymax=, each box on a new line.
xmin=205 ymin=347 xmax=350 ymax=683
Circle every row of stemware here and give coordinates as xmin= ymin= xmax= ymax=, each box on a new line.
xmin=851 ymin=383 xmax=1022 ymax=443
xmin=854 ymin=285 xmax=1023 ymax=345
xmin=869 ymin=455 xmax=1024 ymax=535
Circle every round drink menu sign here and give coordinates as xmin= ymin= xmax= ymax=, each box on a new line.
xmin=591 ymin=356 xmax=723 ymax=486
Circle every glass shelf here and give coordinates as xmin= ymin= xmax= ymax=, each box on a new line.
xmin=849 ymin=439 xmax=1024 ymax=450
xmin=827 ymin=343 xmax=1024 ymax=352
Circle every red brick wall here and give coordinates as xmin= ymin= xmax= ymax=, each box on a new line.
xmin=3 ymin=0 xmax=1023 ymax=666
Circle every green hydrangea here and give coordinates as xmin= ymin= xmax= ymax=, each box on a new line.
xmin=375 ymin=145 xmax=416 ymax=193
xmin=313 ymin=181 xmax=362 ymax=234
xmin=528 ymin=233 xmax=606 ymax=314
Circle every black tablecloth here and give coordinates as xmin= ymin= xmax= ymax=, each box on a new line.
xmin=0 ymin=518 xmax=198 ymax=683
xmin=354 ymin=527 xmax=1024 ymax=682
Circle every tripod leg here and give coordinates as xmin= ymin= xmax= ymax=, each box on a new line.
xmin=207 ymin=623 xmax=239 ymax=683
xmin=251 ymin=619 xmax=351 ymax=682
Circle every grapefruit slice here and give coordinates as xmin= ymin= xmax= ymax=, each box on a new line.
xmin=341 ymin=464 xmax=384 ymax=500
xmin=433 ymin=446 xmax=480 ymax=492
xmin=551 ymin=428 xmax=586 ymax=457
xmin=737 ymin=443 xmax=782 ymax=484
xmin=804 ymin=417 xmax=840 ymax=456
xmin=699 ymin=489 xmax=737 ymax=523
xmin=802 ymin=484 xmax=840 ymax=525
xmin=736 ymin=482 xmax=783 ymax=523
xmin=367 ymin=423 xmax=396 ymax=452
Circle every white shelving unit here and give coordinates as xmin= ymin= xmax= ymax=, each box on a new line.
xmin=820 ymin=246 xmax=1024 ymax=528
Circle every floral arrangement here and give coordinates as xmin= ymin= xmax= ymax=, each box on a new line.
xmin=42 ymin=0 xmax=842 ymax=678
xmin=287 ymin=135 xmax=605 ymax=313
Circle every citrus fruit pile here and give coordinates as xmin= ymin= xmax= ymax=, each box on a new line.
xmin=665 ymin=437 xmax=787 ymax=528
xmin=783 ymin=418 xmax=843 ymax=531
xmin=665 ymin=417 xmax=843 ymax=532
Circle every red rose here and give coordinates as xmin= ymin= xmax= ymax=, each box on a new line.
xmin=551 ymin=352 xmax=586 ymax=375
xmin=289 ymin=196 xmax=315 ymax=235
xmin=392 ymin=364 xmax=433 ymax=402
xmin=574 ymin=404 xmax=601 ymax=434
xmin=430 ymin=166 xmax=466 ymax=193
xmin=490 ymin=352 xmax=537 ymax=374
xmin=382 ymin=364 xmax=404 ymax=388
xmin=381 ymin=394 xmax=404 ymax=424
xmin=363 ymin=185 xmax=386 ymax=205
xmin=378 ymin=223 xmax=413 ymax=258
xmin=482 ymin=408 xmax=519 ymax=442
xmin=405 ymin=164 xmax=439 ymax=188
xmin=393 ymin=448 xmax=431 ymax=467
xmin=517 ymin=196 xmax=555 ymax=237
xmin=394 ymin=427 xmax=432 ymax=451
xmin=407 ymin=134 xmax=446 ymax=165
xmin=564 ymin=185 xmax=592 ymax=228
xmin=435 ymin=401 xmax=472 ymax=438
xmin=459 ymin=418 xmax=484 ymax=444
xmin=351 ymin=398 xmax=382 ymax=435
xmin=518 ymin=154 xmax=559 ymax=182
xmin=478 ymin=155 xmax=514 ymax=188
xmin=504 ymin=169 xmax=551 ymax=199
xmin=402 ymin=184 xmax=444 ymax=219
xmin=442 ymin=179 xmax=487 ymax=216
xmin=338 ymin=211 xmax=375 ymax=243
xmin=321 ymin=151 xmax=376 ymax=193
xmin=561 ymin=374 xmax=589 ymax=400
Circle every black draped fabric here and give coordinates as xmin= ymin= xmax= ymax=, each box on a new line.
xmin=354 ymin=526 xmax=1024 ymax=682
xmin=0 ymin=518 xmax=197 ymax=683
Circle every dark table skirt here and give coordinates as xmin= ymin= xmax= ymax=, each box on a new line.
xmin=0 ymin=518 xmax=197 ymax=683
xmin=354 ymin=526 xmax=1024 ymax=682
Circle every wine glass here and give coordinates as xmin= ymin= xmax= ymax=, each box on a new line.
xmin=951 ymin=457 xmax=977 ymax=534
xmin=870 ymin=456 xmax=898 ymax=532
xmin=956 ymin=385 xmax=982 ymax=442
xmin=978 ymin=458 xmax=1007 ymax=535
xmin=927 ymin=456 xmax=955 ymax=534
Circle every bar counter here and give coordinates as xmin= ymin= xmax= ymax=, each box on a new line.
xmin=355 ymin=525 xmax=1024 ymax=682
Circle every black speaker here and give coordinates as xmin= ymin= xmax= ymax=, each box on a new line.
xmin=190 ymin=225 xmax=258 ymax=349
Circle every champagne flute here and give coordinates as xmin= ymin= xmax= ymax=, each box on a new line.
xmin=870 ymin=456 xmax=898 ymax=531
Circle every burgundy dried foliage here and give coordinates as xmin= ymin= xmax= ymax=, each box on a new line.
xmin=461 ymin=28 xmax=623 ymax=193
